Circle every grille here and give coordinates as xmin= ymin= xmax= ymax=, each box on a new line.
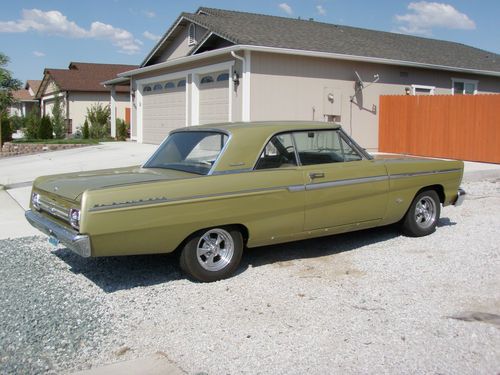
xmin=38 ymin=196 xmax=69 ymax=223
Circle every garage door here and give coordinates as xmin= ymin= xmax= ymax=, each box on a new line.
xmin=142 ymin=79 xmax=186 ymax=144
xmin=199 ymin=72 xmax=229 ymax=124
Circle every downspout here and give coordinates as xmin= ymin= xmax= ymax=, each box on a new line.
xmin=65 ymin=91 xmax=70 ymax=134
xmin=230 ymin=51 xmax=250 ymax=122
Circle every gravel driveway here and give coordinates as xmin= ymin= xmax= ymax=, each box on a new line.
xmin=1 ymin=179 xmax=499 ymax=374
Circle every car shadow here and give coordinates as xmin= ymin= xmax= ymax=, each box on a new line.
xmin=53 ymin=217 xmax=454 ymax=292
xmin=53 ymin=249 xmax=182 ymax=293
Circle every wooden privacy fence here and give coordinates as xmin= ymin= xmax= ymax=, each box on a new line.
xmin=379 ymin=94 xmax=500 ymax=163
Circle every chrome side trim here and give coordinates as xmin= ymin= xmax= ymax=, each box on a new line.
xmin=25 ymin=210 xmax=91 ymax=257
xmin=390 ymin=168 xmax=462 ymax=179
xmin=306 ymin=175 xmax=388 ymax=191
xmin=453 ymin=188 xmax=466 ymax=206
xmin=89 ymin=184 xmax=298 ymax=212
xmin=287 ymin=185 xmax=306 ymax=192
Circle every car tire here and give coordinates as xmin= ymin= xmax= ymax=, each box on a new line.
xmin=180 ymin=227 xmax=243 ymax=282
xmin=402 ymin=190 xmax=441 ymax=237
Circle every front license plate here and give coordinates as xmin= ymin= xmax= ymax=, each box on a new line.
xmin=48 ymin=236 xmax=60 ymax=247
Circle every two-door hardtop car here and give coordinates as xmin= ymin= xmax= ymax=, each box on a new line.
xmin=26 ymin=121 xmax=465 ymax=282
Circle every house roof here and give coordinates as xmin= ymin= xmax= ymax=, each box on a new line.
xmin=145 ymin=7 xmax=499 ymax=74
xmin=26 ymin=80 xmax=42 ymax=94
xmin=38 ymin=62 xmax=138 ymax=97
xmin=12 ymin=89 xmax=36 ymax=101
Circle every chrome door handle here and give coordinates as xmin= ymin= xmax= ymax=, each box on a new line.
xmin=309 ymin=172 xmax=325 ymax=179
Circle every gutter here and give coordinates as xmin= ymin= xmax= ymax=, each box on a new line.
xmin=112 ymin=44 xmax=500 ymax=79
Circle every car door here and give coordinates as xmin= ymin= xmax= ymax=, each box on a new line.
xmin=292 ymin=129 xmax=389 ymax=231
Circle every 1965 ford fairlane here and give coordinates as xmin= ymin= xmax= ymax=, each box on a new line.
xmin=26 ymin=121 xmax=465 ymax=282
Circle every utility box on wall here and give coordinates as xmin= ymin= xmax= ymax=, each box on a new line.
xmin=323 ymin=87 xmax=342 ymax=116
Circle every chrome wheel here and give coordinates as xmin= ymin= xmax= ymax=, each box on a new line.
xmin=414 ymin=196 xmax=437 ymax=229
xmin=196 ymin=228 xmax=235 ymax=272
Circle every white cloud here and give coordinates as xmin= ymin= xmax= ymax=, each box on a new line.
xmin=395 ymin=1 xmax=476 ymax=35
xmin=142 ymin=10 xmax=156 ymax=18
xmin=0 ymin=9 xmax=142 ymax=54
xmin=33 ymin=50 xmax=45 ymax=57
xmin=143 ymin=31 xmax=161 ymax=42
xmin=316 ymin=5 xmax=326 ymax=16
xmin=278 ymin=3 xmax=293 ymax=16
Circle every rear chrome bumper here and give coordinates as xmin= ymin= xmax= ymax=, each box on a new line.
xmin=25 ymin=210 xmax=91 ymax=257
xmin=453 ymin=188 xmax=466 ymax=206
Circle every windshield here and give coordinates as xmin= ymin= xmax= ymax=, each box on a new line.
xmin=144 ymin=131 xmax=228 ymax=175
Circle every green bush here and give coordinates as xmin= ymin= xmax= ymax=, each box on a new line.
xmin=24 ymin=107 xmax=40 ymax=139
xmin=1 ymin=114 xmax=12 ymax=143
xmin=38 ymin=116 xmax=53 ymax=140
xmin=86 ymin=103 xmax=110 ymax=139
xmin=51 ymin=95 xmax=66 ymax=139
xmin=82 ymin=119 xmax=89 ymax=139
xmin=9 ymin=115 xmax=25 ymax=131
xmin=116 ymin=118 xmax=128 ymax=141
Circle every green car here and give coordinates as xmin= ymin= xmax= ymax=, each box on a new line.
xmin=26 ymin=122 xmax=465 ymax=282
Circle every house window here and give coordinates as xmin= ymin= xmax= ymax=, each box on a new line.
xmin=177 ymin=79 xmax=186 ymax=87
xmin=217 ymin=73 xmax=229 ymax=82
xmin=143 ymin=86 xmax=152 ymax=92
xmin=411 ymin=84 xmax=435 ymax=95
xmin=188 ymin=24 xmax=196 ymax=46
xmin=200 ymin=75 xmax=214 ymax=84
xmin=452 ymin=78 xmax=478 ymax=95
xmin=164 ymin=82 xmax=176 ymax=90
xmin=153 ymin=83 xmax=163 ymax=91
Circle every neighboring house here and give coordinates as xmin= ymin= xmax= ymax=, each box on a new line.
xmin=104 ymin=7 xmax=500 ymax=149
xmin=9 ymin=80 xmax=41 ymax=117
xmin=36 ymin=62 xmax=137 ymax=135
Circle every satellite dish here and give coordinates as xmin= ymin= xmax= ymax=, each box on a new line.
xmin=354 ymin=71 xmax=364 ymax=89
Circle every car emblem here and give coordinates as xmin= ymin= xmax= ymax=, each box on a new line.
xmin=54 ymin=186 xmax=59 ymax=192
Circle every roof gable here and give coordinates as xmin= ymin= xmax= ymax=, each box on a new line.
xmin=37 ymin=62 xmax=138 ymax=97
xmin=143 ymin=7 xmax=500 ymax=74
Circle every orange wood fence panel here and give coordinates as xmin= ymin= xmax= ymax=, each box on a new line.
xmin=379 ymin=94 xmax=500 ymax=163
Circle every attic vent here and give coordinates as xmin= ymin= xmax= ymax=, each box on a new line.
xmin=188 ymin=24 xmax=196 ymax=46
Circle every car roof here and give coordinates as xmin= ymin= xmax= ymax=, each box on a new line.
xmin=171 ymin=121 xmax=342 ymax=173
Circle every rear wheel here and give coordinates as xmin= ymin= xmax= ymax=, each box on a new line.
xmin=402 ymin=190 xmax=441 ymax=237
xmin=180 ymin=227 xmax=243 ymax=282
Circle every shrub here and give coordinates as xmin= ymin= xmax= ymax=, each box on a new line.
xmin=116 ymin=118 xmax=128 ymax=141
xmin=1 ymin=114 xmax=12 ymax=143
xmin=86 ymin=103 xmax=110 ymax=139
xmin=51 ymin=95 xmax=66 ymax=139
xmin=38 ymin=116 xmax=53 ymax=140
xmin=24 ymin=107 xmax=41 ymax=139
xmin=82 ymin=119 xmax=89 ymax=139
xmin=9 ymin=115 xmax=25 ymax=131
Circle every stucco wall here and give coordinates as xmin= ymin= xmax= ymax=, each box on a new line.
xmin=250 ymin=52 xmax=500 ymax=150
xmin=156 ymin=24 xmax=208 ymax=62
xmin=68 ymin=92 xmax=130 ymax=133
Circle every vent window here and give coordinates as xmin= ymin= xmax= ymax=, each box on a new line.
xmin=188 ymin=24 xmax=196 ymax=46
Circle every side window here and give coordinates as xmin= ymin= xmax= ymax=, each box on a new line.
xmin=293 ymin=130 xmax=361 ymax=165
xmin=255 ymin=133 xmax=297 ymax=170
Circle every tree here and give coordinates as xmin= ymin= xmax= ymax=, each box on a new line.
xmin=38 ymin=115 xmax=53 ymax=139
xmin=51 ymin=95 xmax=66 ymax=139
xmin=86 ymin=103 xmax=110 ymax=139
xmin=0 ymin=52 xmax=22 ymax=113
xmin=82 ymin=119 xmax=90 ymax=139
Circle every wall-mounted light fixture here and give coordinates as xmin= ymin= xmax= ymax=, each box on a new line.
xmin=232 ymin=70 xmax=240 ymax=86
xmin=405 ymin=87 xmax=411 ymax=95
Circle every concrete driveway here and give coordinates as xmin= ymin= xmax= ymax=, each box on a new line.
xmin=0 ymin=142 xmax=157 ymax=240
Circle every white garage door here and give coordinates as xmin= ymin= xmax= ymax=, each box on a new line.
xmin=142 ymin=79 xmax=186 ymax=144
xmin=199 ymin=71 xmax=229 ymax=125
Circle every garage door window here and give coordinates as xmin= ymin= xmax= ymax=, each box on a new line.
xmin=217 ymin=73 xmax=229 ymax=82
xmin=165 ymin=82 xmax=175 ymax=90
xmin=143 ymin=86 xmax=152 ymax=93
xmin=200 ymin=75 xmax=214 ymax=84
xmin=153 ymin=83 xmax=163 ymax=91
xmin=177 ymin=80 xmax=186 ymax=87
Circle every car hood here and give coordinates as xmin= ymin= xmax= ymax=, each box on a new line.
xmin=34 ymin=166 xmax=198 ymax=201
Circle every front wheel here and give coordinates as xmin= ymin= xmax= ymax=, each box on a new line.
xmin=180 ymin=227 xmax=243 ymax=282
xmin=402 ymin=190 xmax=441 ymax=237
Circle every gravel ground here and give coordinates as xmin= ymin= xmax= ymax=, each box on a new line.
xmin=0 ymin=179 xmax=499 ymax=374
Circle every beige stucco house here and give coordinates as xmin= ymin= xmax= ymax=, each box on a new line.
xmin=37 ymin=62 xmax=137 ymax=136
xmin=105 ymin=7 xmax=500 ymax=150
xmin=9 ymin=80 xmax=41 ymax=117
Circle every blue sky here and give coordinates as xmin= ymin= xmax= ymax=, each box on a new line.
xmin=1 ymin=1 xmax=499 ymax=83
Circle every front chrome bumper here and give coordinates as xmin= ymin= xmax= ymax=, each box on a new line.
xmin=25 ymin=210 xmax=91 ymax=257
xmin=453 ymin=188 xmax=466 ymax=206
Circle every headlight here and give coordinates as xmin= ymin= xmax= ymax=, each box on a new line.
xmin=69 ymin=208 xmax=80 ymax=230
xmin=32 ymin=193 xmax=41 ymax=211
